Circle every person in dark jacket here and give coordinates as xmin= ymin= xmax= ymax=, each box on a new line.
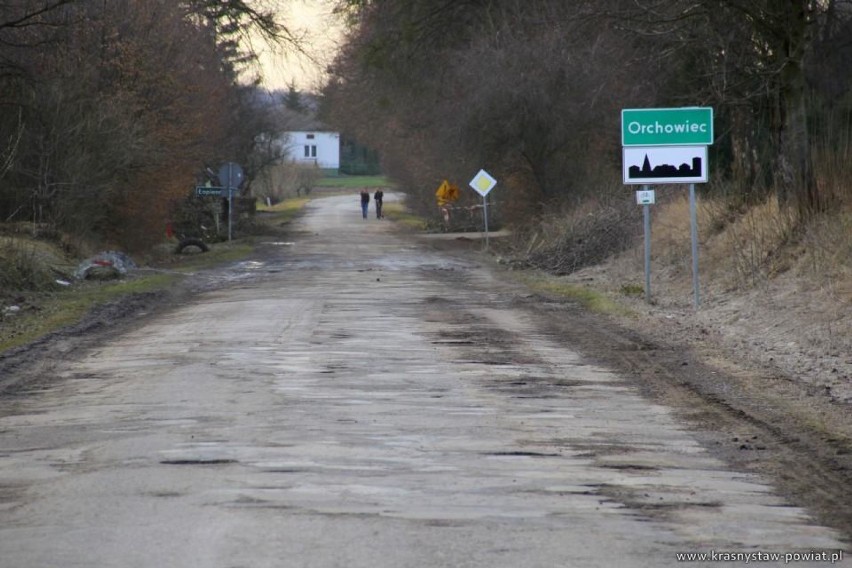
xmin=374 ymin=190 xmax=384 ymax=219
xmin=360 ymin=189 xmax=369 ymax=219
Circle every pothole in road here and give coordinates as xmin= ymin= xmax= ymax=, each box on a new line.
xmin=485 ymin=377 xmax=596 ymax=400
xmin=560 ymin=442 xmax=640 ymax=458
xmin=144 ymin=491 xmax=183 ymax=498
xmin=160 ymin=459 xmax=238 ymax=466
xmin=596 ymin=484 xmax=724 ymax=520
xmin=484 ymin=451 xmax=562 ymax=458
xmin=598 ymin=463 xmax=659 ymax=473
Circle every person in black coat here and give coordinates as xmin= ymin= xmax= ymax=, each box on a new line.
xmin=360 ymin=189 xmax=369 ymax=219
xmin=374 ymin=190 xmax=384 ymax=219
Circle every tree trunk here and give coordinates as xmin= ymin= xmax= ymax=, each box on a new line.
xmin=774 ymin=2 xmax=818 ymax=213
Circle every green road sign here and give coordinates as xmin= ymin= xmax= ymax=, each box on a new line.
xmin=622 ymin=107 xmax=713 ymax=146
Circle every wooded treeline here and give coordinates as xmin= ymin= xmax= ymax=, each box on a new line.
xmin=322 ymin=0 xmax=852 ymax=221
xmin=0 ymin=0 xmax=291 ymax=252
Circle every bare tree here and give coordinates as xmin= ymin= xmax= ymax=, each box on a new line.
xmin=0 ymin=0 xmax=311 ymax=250
xmin=323 ymin=0 xmax=657 ymax=218
xmin=326 ymin=0 xmax=852 ymax=219
xmin=612 ymin=0 xmax=852 ymax=211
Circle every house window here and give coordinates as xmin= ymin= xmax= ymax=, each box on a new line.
xmin=304 ymin=145 xmax=317 ymax=158
xmin=306 ymin=133 xmax=315 ymax=139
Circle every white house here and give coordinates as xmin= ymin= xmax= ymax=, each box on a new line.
xmin=280 ymin=131 xmax=340 ymax=174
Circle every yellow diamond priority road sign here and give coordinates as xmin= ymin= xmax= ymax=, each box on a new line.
xmin=469 ymin=169 xmax=497 ymax=197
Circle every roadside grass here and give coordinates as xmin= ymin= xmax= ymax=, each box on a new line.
xmin=514 ymin=271 xmax=634 ymax=317
xmin=0 ymin=272 xmax=181 ymax=352
xmin=0 ymin=246 xmax=248 ymax=352
xmin=164 ymin=242 xmax=256 ymax=272
xmin=1 ymin=196 xmax=312 ymax=353
xmin=255 ymin=197 xmax=310 ymax=229
xmin=1 ymin=237 xmax=72 ymax=290
xmin=315 ymin=175 xmax=393 ymax=189
xmin=382 ymin=201 xmax=428 ymax=231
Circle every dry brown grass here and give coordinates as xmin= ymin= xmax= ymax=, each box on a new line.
xmin=527 ymin=189 xmax=852 ymax=408
xmin=637 ymin=192 xmax=850 ymax=299
xmin=513 ymin=184 xmax=851 ymax=312
xmin=701 ymin=197 xmax=799 ymax=289
xmin=514 ymin=187 xmax=642 ymax=275
xmin=797 ymin=208 xmax=852 ymax=301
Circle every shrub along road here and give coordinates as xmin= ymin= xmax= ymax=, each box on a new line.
xmin=0 ymin=194 xmax=848 ymax=566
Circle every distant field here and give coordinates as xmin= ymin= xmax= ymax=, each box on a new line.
xmin=314 ymin=175 xmax=393 ymax=189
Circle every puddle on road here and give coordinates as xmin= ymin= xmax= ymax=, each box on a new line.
xmin=235 ymin=261 xmax=266 ymax=271
xmin=262 ymin=252 xmax=477 ymax=273
xmin=196 ymin=248 xmax=479 ymax=291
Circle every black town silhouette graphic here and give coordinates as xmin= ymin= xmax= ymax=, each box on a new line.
xmin=628 ymin=154 xmax=702 ymax=180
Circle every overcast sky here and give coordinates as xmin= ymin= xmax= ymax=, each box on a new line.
xmin=255 ymin=0 xmax=345 ymax=92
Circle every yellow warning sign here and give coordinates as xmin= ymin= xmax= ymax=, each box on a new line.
xmin=436 ymin=180 xmax=460 ymax=206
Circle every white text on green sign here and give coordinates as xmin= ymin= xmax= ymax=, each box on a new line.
xmin=622 ymin=107 xmax=713 ymax=146
xmin=196 ymin=186 xmax=226 ymax=197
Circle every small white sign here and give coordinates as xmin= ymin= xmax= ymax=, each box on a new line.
xmin=469 ymin=169 xmax=497 ymax=196
xmin=636 ymin=190 xmax=655 ymax=205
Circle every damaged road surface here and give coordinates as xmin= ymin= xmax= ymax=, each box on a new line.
xmin=0 ymin=194 xmax=848 ymax=567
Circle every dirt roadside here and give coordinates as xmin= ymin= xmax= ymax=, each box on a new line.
xmin=1 ymin=225 xmax=850 ymax=545
xmin=521 ymin=293 xmax=852 ymax=543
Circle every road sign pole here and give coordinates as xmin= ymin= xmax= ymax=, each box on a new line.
xmin=482 ymin=195 xmax=489 ymax=251
xmin=468 ymin=169 xmax=497 ymax=250
xmin=227 ymin=163 xmax=233 ymax=242
xmin=643 ymin=185 xmax=652 ymax=304
xmin=689 ymin=183 xmax=700 ymax=308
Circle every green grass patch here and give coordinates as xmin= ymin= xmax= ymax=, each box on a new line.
xmin=382 ymin=202 xmax=428 ymax=231
xmin=1 ymin=237 xmax=261 ymax=353
xmin=315 ymin=175 xmax=393 ymax=189
xmin=0 ymin=272 xmax=182 ymax=352
xmin=515 ymin=273 xmax=633 ymax=317
xmin=169 ymin=242 xmax=254 ymax=272
xmin=619 ymin=283 xmax=645 ymax=297
xmin=0 ymin=212 xmax=292 ymax=354
xmin=255 ymin=197 xmax=310 ymax=226
xmin=256 ymin=197 xmax=309 ymax=215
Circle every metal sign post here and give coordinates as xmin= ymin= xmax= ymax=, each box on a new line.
xmin=218 ymin=162 xmax=244 ymax=242
xmin=689 ymin=184 xmax=700 ymax=308
xmin=482 ymin=196 xmax=490 ymax=250
xmin=622 ymin=106 xmax=712 ymax=309
xmin=468 ymin=169 xmax=497 ymax=250
xmin=638 ymin=186 xmax=654 ymax=303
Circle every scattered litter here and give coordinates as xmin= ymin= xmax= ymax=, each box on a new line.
xmin=74 ymin=251 xmax=137 ymax=280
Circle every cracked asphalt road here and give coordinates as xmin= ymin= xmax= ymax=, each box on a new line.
xmin=0 ymin=194 xmax=847 ymax=567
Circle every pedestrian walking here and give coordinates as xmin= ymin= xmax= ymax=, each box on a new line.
xmin=374 ymin=189 xmax=384 ymax=219
xmin=360 ymin=189 xmax=369 ymax=219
